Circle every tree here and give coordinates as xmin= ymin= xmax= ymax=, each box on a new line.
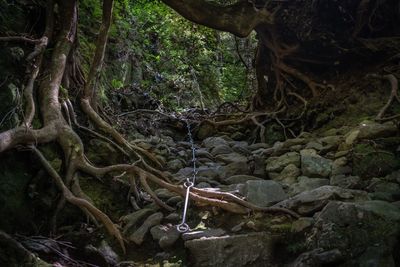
xmin=161 ymin=0 xmax=400 ymax=110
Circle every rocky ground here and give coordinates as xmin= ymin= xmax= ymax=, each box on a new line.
xmin=84 ymin=119 xmax=399 ymax=266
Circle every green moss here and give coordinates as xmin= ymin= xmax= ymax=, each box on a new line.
xmin=352 ymin=144 xmax=400 ymax=178
xmin=79 ymin=177 xmax=126 ymax=220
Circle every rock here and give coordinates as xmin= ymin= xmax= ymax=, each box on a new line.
xmin=150 ymin=224 xmax=180 ymax=249
xmin=155 ymin=188 xmax=177 ymax=199
xmin=305 ymin=141 xmax=324 ymax=151
xmin=182 ymin=228 xmax=226 ymax=241
xmin=195 ymin=149 xmax=214 ymax=159
xmin=291 ymin=248 xmax=343 ymax=267
xmin=301 ymin=149 xmax=332 ymax=178
xmin=330 ymin=175 xmax=361 ymax=189
xmin=203 ymin=137 xmax=229 ymax=149
xmin=185 ymin=232 xmax=273 ymax=267
xmin=231 ymin=222 xmax=245 ymax=232
xmin=273 ymin=164 xmax=301 ymax=185
xmin=274 ymin=185 xmax=370 ymax=215
xmin=244 ymin=180 xmax=288 ymax=206
xmin=352 ymin=143 xmax=400 ymax=178
xmin=306 ymin=201 xmax=400 ymax=266
xmin=219 ymin=161 xmax=250 ymax=180
xmin=357 ymin=120 xmax=398 ymax=140
xmin=97 ymin=240 xmax=119 ymax=266
xmin=129 ymin=212 xmax=164 ymax=245
xmin=289 ymin=176 xmax=330 ymax=196
xmin=291 ymin=217 xmax=314 ymax=233
xmin=165 ymin=213 xmax=180 ymax=222
xmin=370 ymin=182 xmax=400 ymax=202
xmin=121 ymin=209 xmax=155 ymax=235
xmin=167 ymin=159 xmax=184 ymax=172
xmin=248 ymin=143 xmax=270 ymax=150
xmin=249 ymin=154 xmax=266 ymax=178
xmin=211 ymin=145 xmax=233 ymax=156
xmin=225 ymin=175 xmax=261 ymax=185
xmin=331 ymin=157 xmax=352 ymax=175
xmin=215 ymin=152 xmax=247 ymax=164
xmin=265 ymin=152 xmax=300 ymax=173
xmin=231 ymin=141 xmax=251 ymax=154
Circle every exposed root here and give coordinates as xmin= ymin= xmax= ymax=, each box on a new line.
xmin=31 ymin=146 xmax=125 ymax=253
xmin=368 ymin=74 xmax=400 ymax=121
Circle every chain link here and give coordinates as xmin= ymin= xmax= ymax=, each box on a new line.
xmin=176 ymin=119 xmax=197 ymax=233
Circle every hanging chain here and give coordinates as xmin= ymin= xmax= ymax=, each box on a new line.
xmin=176 ymin=119 xmax=197 ymax=233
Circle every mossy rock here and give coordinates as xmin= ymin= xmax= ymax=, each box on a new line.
xmin=352 ymin=144 xmax=400 ymax=178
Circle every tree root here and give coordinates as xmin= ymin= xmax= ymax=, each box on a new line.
xmin=368 ymin=74 xmax=400 ymax=121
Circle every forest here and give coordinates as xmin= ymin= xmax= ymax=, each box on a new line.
xmin=0 ymin=0 xmax=400 ymax=266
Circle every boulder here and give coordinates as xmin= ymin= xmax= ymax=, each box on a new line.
xmin=289 ymin=176 xmax=330 ymax=196
xmin=225 ymin=175 xmax=261 ymax=185
xmin=219 ymin=161 xmax=250 ymax=180
xmin=185 ymin=232 xmax=273 ymax=267
xmin=210 ymin=145 xmax=233 ymax=156
xmin=244 ymin=180 xmax=287 ymax=206
xmin=330 ymin=175 xmax=361 ymax=189
xmin=273 ymin=164 xmax=301 ymax=185
xmin=128 ymin=212 xmax=164 ymax=245
xmin=306 ymin=201 xmax=400 ymax=266
xmin=150 ymin=224 xmax=180 ymax=249
xmin=265 ymin=152 xmax=300 ymax=173
xmin=274 ymin=185 xmax=369 ymax=215
xmin=300 ymin=149 xmax=332 ymax=178
xmin=203 ymin=137 xmax=229 ymax=149
xmin=215 ymin=152 xmax=247 ymax=164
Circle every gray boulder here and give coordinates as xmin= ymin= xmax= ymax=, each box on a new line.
xmin=274 ymin=185 xmax=369 ymax=215
xmin=265 ymin=152 xmax=300 ymax=173
xmin=185 ymin=232 xmax=273 ymax=267
xmin=244 ymin=180 xmax=287 ymax=206
xmin=289 ymin=176 xmax=330 ymax=196
xmin=301 ymin=149 xmax=332 ymax=178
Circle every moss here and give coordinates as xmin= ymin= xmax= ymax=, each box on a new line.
xmin=352 ymin=144 xmax=400 ymax=178
xmin=79 ymin=177 xmax=127 ymax=221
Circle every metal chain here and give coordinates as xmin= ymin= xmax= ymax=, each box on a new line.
xmin=176 ymin=119 xmax=197 ymax=233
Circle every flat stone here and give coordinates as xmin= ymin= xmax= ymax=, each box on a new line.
xmin=182 ymin=228 xmax=226 ymax=241
xmin=211 ymin=145 xmax=233 ymax=156
xmin=244 ymin=180 xmax=287 ymax=206
xmin=274 ymin=185 xmax=370 ymax=215
xmin=219 ymin=161 xmax=250 ymax=180
xmin=289 ymin=176 xmax=330 ymax=196
xmin=225 ymin=175 xmax=261 ymax=185
xmin=215 ymin=152 xmax=247 ymax=164
xmin=185 ymin=232 xmax=273 ymax=267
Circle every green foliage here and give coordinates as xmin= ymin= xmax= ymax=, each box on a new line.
xmin=78 ymin=0 xmax=255 ymax=110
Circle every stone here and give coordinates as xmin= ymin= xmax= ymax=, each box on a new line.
xmin=291 ymin=217 xmax=314 ymax=233
xmin=244 ymin=180 xmax=287 ymax=206
xmin=195 ymin=149 xmax=214 ymax=159
xmin=219 ymin=161 xmax=250 ymax=180
xmin=306 ymin=201 xmax=400 ymax=266
xmin=150 ymin=224 xmax=180 ymax=249
xmin=248 ymin=143 xmax=270 ymax=150
xmin=121 ymin=209 xmax=155 ymax=235
xmin=167 ymin=159 xmax=184 ymax=172
xmin=182 ymin=228 xmax=226 ymax=241
xmin=370 ymin=182 xmax=400 ymax=202
xmin=210 ymin=145 xmax=233 ymax=156
xmin=305 ymin=141 xmax=324 ymax=151
xmin=155 ymin=188 xmax=177 ymax=199
xmin=301 ymin=150 xmax=332 ymax=178
xmin=273 ymin=164 xmax=301 ymax=185
xmin=289 ymin=176 xmax=330 ymax=196
xmin=129 ymin=212 xmax=164 ymax=245
xmin=291 ymin=249 xmax=343 ymax=267
xmin=215 ymin=152 xmax=247 ymax=164
xmin=357 ymin=120 xmax=398 ymax=140
xmin=249 ymin=154 xmax=266 ymax=178
xmin=265 ymin=152 xmax=300 ymax=173
xmin=196 ymin=182 xmax=212 ymax=188
xmin=202 ymin=137 xmax=229 ymax=149
xmin=164 ymin=213 xmax=180 ymax=222
xmin=225 ymin=175 xmax=261 ymax=185
xmin=274 ymin=185 xmax=370 ymax=215
xmin=330 ymin=175 xmax=360 ymax=189
xmin=185 ymin=232 xmax=273 ymax=267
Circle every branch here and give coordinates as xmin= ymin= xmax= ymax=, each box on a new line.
xmin=160 ymin=0 xmax=273 ymax=37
